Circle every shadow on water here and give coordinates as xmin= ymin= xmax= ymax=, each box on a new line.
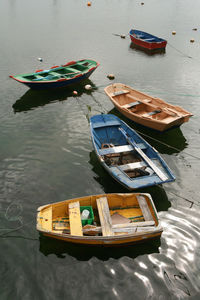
xmin=108 ymin=108 xmax=188 ymax=154
xmin=12 ymin=79 xmax=96 ymax=113
xmin=129 ymin=42 xmax=166 ymax=56
xmin=89 ymin=150 xmax=171 ymax=212
xmin=39 ymin=235 xmax=161 ymax=260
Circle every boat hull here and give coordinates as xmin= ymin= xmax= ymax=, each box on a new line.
xmin=41 ymin=230 xmax=162 ymax=245
xmin=10 ymin=59 xmax=99 ymax=90
xmin=129 ymin=29 xmax=167 ymax=50
xmin=90 ymin=114 xmax=175 ymax=190
xmin=113 ymin=105 xmax=189 ymax=131
xmin=104 ymin=83 xmax=192 ymax=132
xmin=37 ymin=193 xmax=163 ymax=246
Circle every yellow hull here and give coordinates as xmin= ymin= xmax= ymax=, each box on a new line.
xmin=37 ymin=193 xmax=162 ymax=246
xmin=42 ymin=230 xmax=162 ymax=246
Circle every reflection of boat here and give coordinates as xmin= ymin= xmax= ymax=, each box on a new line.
xmin=10 ymin=59 xmax=99 ymax=90
xmin=129 ymin=42 xmax=166 ymax=55
xmin=37 ymin=192 xmax=162 ymax=246
xmin=12 ymin=79 xmax=96 ymax=113
xmin=129 ymin=29 xmax=167 ymax=50
xmin=39 ymin=234 xmax=161 ymax=259
xmin=90 ymin=114 xmax=175 ymax=190
xmin=104 ymin=83 xmax=193 ymax=131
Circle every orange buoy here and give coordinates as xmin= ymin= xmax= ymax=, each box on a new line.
xmin=87 ymin=1 xmax=91 ymax=6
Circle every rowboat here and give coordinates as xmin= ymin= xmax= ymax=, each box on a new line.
xmin=90 ymin=114 xmax=175 ymax=190
xmin=9 ymin=59 xmax=99 ymax=90
xmin=104 ymin=83 xmax=193 ymax=131
xmin=36 ymin=193 xmax=163 ymax=246
xmin=129 ymin=29 xmax=167 ymax=50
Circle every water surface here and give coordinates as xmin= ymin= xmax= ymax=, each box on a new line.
xmin=1 ymin=0 xmax=200 ymax=299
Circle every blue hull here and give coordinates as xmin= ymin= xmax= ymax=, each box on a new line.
xmin=90 ymin=114 xmax=175 ymax=190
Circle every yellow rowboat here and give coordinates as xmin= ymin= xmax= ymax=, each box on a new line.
xmin=36 ymin=193 xmax=163 ymax=246
xmin=104 ymin=83 xmax=193 ymax=131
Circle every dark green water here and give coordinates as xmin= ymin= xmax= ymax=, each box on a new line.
xmin=1 ymin=0 xmax=200 ymax=299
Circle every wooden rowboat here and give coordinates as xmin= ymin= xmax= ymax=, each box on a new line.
xmin=9 ymin=59 xmax=99 ymax=90
xmin=90 ymin=114 xmax=175 ymax=190
xmin=104 ymin=83 xmax=193 ymax=131
xmin=36 ymin=193 xmax=163 ymax=246
xmin=129 ymin=29 xmax=167 ymax=50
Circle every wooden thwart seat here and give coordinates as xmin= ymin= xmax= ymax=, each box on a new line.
xmin=122 ymin=101 xmax=141 ymax=109
xmin=112 ymin=90 xmax=130 ymax=96
xmin=137 ymin=195 xmax=154 ymax=221
xmin=120 ymin=161 xmax=147 ymax=171
xmin=96 ymin=197 xmax=114 ymax=236
xmin=69 ymin=201 xmax=83 ymax=236
xmin=99 ymin=144 xmax=133 ymax=156
xmin=143 ymin=110 xmax=161 ymax=117
xmin=99 ymin=143 xmax=146 ymax=156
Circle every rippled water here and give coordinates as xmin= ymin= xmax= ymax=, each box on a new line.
xmin=1 ymin=0 xmax=200 ymax=299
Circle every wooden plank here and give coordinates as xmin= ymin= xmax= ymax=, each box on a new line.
xmin=113 ymin=220 xmax=155 ymax=228
xmin=119 ymin=127 xmax=168 ymax=181
xmin=112 ymin=90 xmax=130 ymax=96
xmin=96 ymin=197 xmax=114 ymax=236
xmin=113 ymin=226 xmax=156 ymax=233
xmin=120 ymin=161 xmax=147 ymax=171
xmin=69 ymin=202 xmax=83 ymax=236
xmin=143 ymin=110 xmax=161 ymax=117
xmin=122 ymin=101 xmax=141 ymax=109
xmin=137 ymin=195 xmax=154 ymax=221
xmin=99 ymin=144 xmax=146 ymax=156
xmin=81 ymin=220 xmax=155 ymax=235
xmin=99 ymin=144 xmax=133 ymax=156
xmin=41 ymin=206 xmax=52 ymax=231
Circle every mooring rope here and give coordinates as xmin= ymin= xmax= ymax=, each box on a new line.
xmin=167 ymin=42 xmax=193 ymax=59
xmin=134 ymin=129 xmax=200 ymax=160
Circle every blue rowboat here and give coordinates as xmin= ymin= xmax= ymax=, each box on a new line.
xmin=9 ymin=59 xmax=99 ymax=90
xmin=90 ymin=114 xmax=175 ymax=190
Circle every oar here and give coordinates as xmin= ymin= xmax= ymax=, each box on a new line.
xmin=119 ymin=127 xmax=168 ymax=181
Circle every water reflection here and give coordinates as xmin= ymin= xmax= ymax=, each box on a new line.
xmin=12 ymin=80 xmax=96 ymax=113
xmin=108 ymin=108 xmax=188 ymax=154
xmin=129 ymin=42 xmax=166 ymax=56
xmin=39 ymin=235 xmax=161 ymax=261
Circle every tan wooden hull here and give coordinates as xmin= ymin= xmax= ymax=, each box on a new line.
xmin=37 ymin=193 xmax=162 ymax=246
xmin=104 ymin=83 xmax=193 ymax=131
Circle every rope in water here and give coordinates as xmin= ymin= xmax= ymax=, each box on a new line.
xmin=135 ymin=129 xmax=200 ymax=160
xmin=167 ymin=42 xmax=193 ymax=59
